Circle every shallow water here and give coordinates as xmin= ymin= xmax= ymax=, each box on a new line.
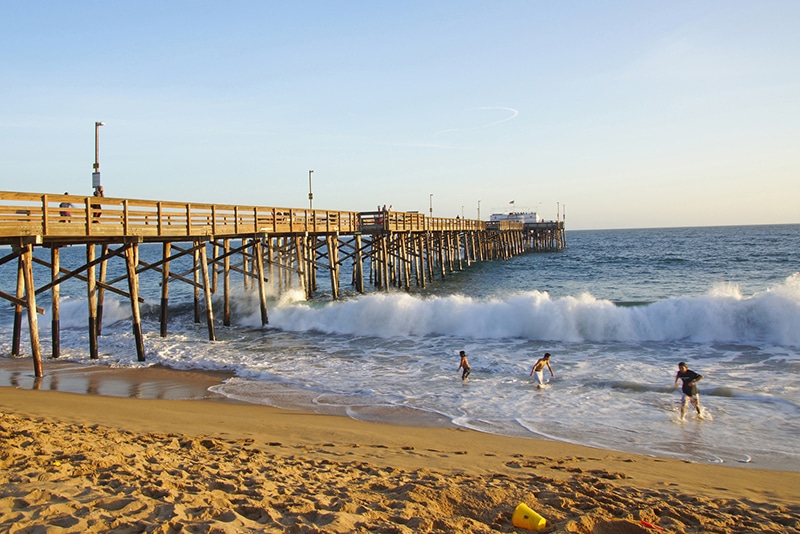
xmin=2 ymin=224 xmax=799 ymax=470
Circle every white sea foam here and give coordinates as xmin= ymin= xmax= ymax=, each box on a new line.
xmin=261 ymin=274 xmax=800 ymax=346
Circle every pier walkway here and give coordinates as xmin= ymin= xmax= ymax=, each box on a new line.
xmin=1 ymin=191 xmax=565 ymax=376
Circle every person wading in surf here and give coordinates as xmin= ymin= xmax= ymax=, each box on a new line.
xmin=530 ymin=353 xmax=555 ymax=387
xmin=674 ymin=361 xmax=703 ymax=419
xmin=458 ymin=350 xmax=471 ymax=381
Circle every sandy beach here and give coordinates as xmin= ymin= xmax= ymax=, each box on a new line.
xmin=1 ymin=361 xmax=799 ymax=533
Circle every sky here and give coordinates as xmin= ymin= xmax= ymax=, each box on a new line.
xmin=1 ymin=1 xmax=798 ymax=230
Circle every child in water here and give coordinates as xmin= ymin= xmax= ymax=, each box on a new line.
xmin=674 ymin=361 xmax=703 ymax=419
xmin=530 ymin=352 xmax=555 ymax=387
xmin=458 ymin=350 xmax=471 ymax=380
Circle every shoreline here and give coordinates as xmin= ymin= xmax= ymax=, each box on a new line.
xmin=2 ymin=357 xmax=800 ymax=532
xmin=4 ymin=356 xmax=795 ymax=471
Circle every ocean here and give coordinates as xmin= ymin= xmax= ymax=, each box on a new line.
xmin=2 ymin=224 xmax=799 ymax=471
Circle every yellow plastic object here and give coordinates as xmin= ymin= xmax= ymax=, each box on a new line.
xmin=512 ymin=502 xmax=547 ymax=531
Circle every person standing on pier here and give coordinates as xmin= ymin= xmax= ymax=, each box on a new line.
xmin=59 ymin=192 xmax=73 ymax=221
xmin=91 ymin=186 xmax=104 ymax=222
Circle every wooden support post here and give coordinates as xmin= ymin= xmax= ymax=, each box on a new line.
xmin=301 ymin=236 xmax=310 ymax=296
xmin=367 ymin=238 xmax=375 ymax=287
xmin=470 ymin=231 xmax=476 ymax=264
xmin=242 ymin=241 xmax=251 ymax=292
xmin=353 ymin=234 xmax=365 ymax=294
xmin=291 ymin=237 xmax=300 ymax=295
xmin=160 ymin=242 xmax=171 ymax=337
xmin=278 ymin=238 xmax=285 ymax=293
xmin=426 ymin=233 xmax=435 ymax=283
xmin=327 ymin=234 xmax=340 ymax=300
xmin=51 ymin=246 xmax=61 ymax=358
xmin=266 ymin=237 xmax=275 ymax=296
xmin=371 ymin=238 xmax=380 ymax=288
xmin=125 ymin=243 xmax=146 ymax=361
xmin=254 ymin=238 xmax=269 ymax=325
xmin=445 ymin=233 xmax=453 ymax=273
xmin=87 ymin=244 xmax=99 ymax=359
xmin=392 ymin=234 xmax=400 ymax=287
xmin=198 ymin=242 xmax=216 ymax=341
xmin=386 ymin=235 xmax=394 ymax=287
xmin=96 ymin=244 xmax=108 ymax=335
xmin=294 ymin=236 xmax=307 ymax=299
xmin=469 ymin=230 xmax=481 ymax=262
xmin=12 ymin=254 xmax=23 ymax=356
xmin=283 ymin=237 xmax=291 ymax=292
xmin=381 ymin=235 xmax=390 ymax=292
xmin=21 ymin=244 xmax=43 ymax=377
xmin=416 ymin=233 xmax=426 ymax=288
xmin=310 ymin=235 xmax=318 ymax=294
xmin=193 ymin=246 xmax=201 ymax=323
xmin=223 ymin=238 xmax=231 ymax=326
xmin=409 ymin=234 xmax=418 ymax=288
xmin=451 ymin=232 xmax=457 ymax=269
xmin=388 ymin=235 xmax=395 ymax=289
xmin=400 ymin=234 xmax=411 ymax=291
xmin=437 ymin=233 xmax=446 ymax=279
xmin=461 ymin=232 xmax=469 ymax=268
xmin=289 ymin=237 xmax=296 ymax=291
xmin=211 ymin=241 xmax=219 ymax=294
xmin=276 ymin=238 xmax=284 ymax=295
xmin=457 ymin=232 xmax=464 ymax=270
xmin=308 ymin=235 xmax=317 ymax=294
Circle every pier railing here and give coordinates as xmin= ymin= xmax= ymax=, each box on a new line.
xmin=0 ymin=191 xmax=354 ymax=240
xmin=0 ymin=191 xmax=517 ymax=242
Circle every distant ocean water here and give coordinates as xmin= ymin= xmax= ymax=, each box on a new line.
xmin=2 ymin=224 xmax=799 ymax=471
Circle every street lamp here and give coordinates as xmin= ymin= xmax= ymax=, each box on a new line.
xmin=477 ymin=200 xmax=481 ymax=220
xmin=93 ymin=121 xmax=105 ymax=191
xmin=429 ymin=193 xmax=433 ymax=217
xmin=308 ymin=170 xmax=314 ymax=210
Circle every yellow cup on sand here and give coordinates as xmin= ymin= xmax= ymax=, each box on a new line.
xmin=512 ymin=502 xmax=546 ymax=531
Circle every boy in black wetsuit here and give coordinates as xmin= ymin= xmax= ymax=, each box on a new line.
xmin=674 ymin=361 xmax=703 ymax=419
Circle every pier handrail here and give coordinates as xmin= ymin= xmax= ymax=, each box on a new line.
xmin=0 ymin=191 xmax=517 ymax=242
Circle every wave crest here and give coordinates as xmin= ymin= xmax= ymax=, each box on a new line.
xmin=267 ymin=274 xmax=800 ymax=346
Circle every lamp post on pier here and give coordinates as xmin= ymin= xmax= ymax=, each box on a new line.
xmin=92 ymin=121 xmax=105 ymax=191
xmin=429 ymin=193 xmax=433 ymax=217
xmin=308 ymin=170 xmax=314 ymax=210
xmin=477 ymin=200 xmax=481 ymax=221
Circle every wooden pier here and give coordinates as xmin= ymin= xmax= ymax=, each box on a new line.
xmin=1 ymin=190 xmax=565 ymax=377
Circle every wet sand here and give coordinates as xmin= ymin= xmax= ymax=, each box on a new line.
xmin=2 ymin=358 xmax=799 ymax=533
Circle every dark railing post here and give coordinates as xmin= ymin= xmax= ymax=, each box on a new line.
xmin=123 ymin=200 xmax=129 ymax=235
xmin=41 ymin=194 xmax=49 ymax=235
